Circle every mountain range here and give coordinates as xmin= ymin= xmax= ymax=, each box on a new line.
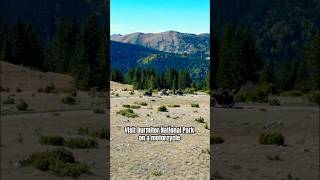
xmin=111 ymin=31 xmax=210 ymax=57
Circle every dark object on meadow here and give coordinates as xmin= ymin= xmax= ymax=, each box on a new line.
xmin=259 ymin=132 xmax=285 ymax=145
xmin=144 ymin=90 xmax=152 ymax=96
xmin=176 ymin=89 xmax=184 ymax=96
xmin=211 ymin=90 xmax=235 ymax=108
xmin=160 ymin=89 xmax=169 ymax=96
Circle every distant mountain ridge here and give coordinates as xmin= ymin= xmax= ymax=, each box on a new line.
xmin=111 ymin=31 xmax=210 ymax=57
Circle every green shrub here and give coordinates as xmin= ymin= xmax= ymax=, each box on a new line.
xmin=39 ymin=136 xmax=65 ymax=146
xmin=266 ymin=154 xmax=282 ymax=161
xmin=64 ymin=137 xmax=98 ymax=149
xmin=122 ymin=104 xmax=131 ymax=108
xmin=116 ymin=108 xmax=138 ymax=118
xmin=157 ymin=106 xmax=167 ymax=112
xmin=50 ymin=160 xmax=89 ymax=178
xmin=93 ymin=108 xmax=105 ymax=114
xmin=2 ymin=96 xmax=15 ymax=104
xmin=77 ymin=127 xmax=89 ymax=135
xmin=134 ymin=101 xmax=147 ymax=106
xmin=236 ymin=82 xmax=272 ymax=103
xmin=130 ymin=105 xmax=141 ymax=109
xmin=280 ymin=90 xmax=302 ymax=97
xmin=150 ymin=170 xmax=162 ymax=176
xmin=268 ymin=98 xmax=280 ymax=106
xmin=90 ymin=128 xmax=110 ymax=139
xmin=77 ymin=127 xmax=109 ymax=140
xmin=61 ymin=96 xmax=77 ymax=105
xmin=305 ymin=90 xmax=320 ymax=105
xmin=16 ymin=99 xmax=28 ymax=110
xmin=210 ymin=135 xmax=225 ymax=144
xmin=167 ymin=104 xmax=180 ymax=108
xmin=184 ymin=87 xmax=196 ymax=94
xmin=22 ymin=148 xmax=89 ymax=177
xmin=259 ymin=132 xmax=285 ymax=145
xmin=191 ymin=103 xmax=199 ymax=108
xmin=195 ymin=117 xmax=205 ymax=123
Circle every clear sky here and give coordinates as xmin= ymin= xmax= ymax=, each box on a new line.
xmin=111 ymin=0 xmax=210 ymax=35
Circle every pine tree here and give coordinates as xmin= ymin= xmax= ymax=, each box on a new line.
xmin=306 ymin=32 xmax=320 ymax=90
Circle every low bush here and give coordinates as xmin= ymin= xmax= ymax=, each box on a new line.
xmin=157 ymin=106 xmax=167 ymax=112
xmin=77 ymin=127 xmax=89 ymax=135
xmin=16 ymin=99 xmax=28 ymax=110
xmin=61 ymin=96 xmax=77 ymax=105
xmin=50 ymin=160 xmax=89 ymax=178
xmin=2 ymin=96 xmax=15 ymax=104
xmin=266 ymin=154 xmax=282 ymax=161
xmin=236 ymin=82 xmax=272 ymax=103
xmin=21 ymin=148 xmax=89 ymax=177
xmin=116 ymin=109 xmax=138 ymax=118
xmin=184 ymin=87 xmax=196 ymax=94
xmin=305 ymin=90 xmax=320 ymax=105
xmin=167 ymin=104 xmax=180 ymax=108
xmin=39 ymin=136 xmax=65 ymax=146
xmin=195 ymin=117 xmax=205 ymax=123
xmin=93 ymin=108 xmax=105 ymax=114
xmin=210 ymin=135 xmax=225 ymax=144
xmin=77 ymin=127 xmax=109 ymax=140
xmin=280 ymin=90 xmax=302 ymax=97
xmin=259 ymin=132 xmax=285 ymax=145
xmin=64 ymin=137 xmax=98 ymax=149
xmin=191 ymin=103 xmax=199 ymax=108
xmin=122 ymin=104 xmax=141 ymax=109
xmin=130 ymin=105 xmax=141 ymax=109
xmin=90 ymin=128 xmax=110 ymax=139
xmin=150 ymin=170 xmax=162 ymax=176
xmin=134 ymin=101 xmax=147 ymax=106
xmin=268 ymin=98 xmax=281 ymax=106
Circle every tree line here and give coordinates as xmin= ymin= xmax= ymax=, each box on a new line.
xmin=0 ymin=16 xmax=108 ymax=90
xmin=111 ymin=67 xmax=210 ymax=91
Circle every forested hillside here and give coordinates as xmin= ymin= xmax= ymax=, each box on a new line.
xmin=212 ymin=0 xmax=319 ymax=63
xmin=0 ymin=0 xmax=108 ymax=90
xmin=0 ymin=0 xmax=107 ymax=39
xmin=211 ymin=0 xmax=319 ymax=98
xmin=110 ymin=41 xmax=209 ymax=80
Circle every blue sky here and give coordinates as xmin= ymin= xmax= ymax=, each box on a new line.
xmin=111 ymin=0 xmax=210 ymax=35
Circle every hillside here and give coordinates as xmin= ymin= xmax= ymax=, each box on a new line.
xmin=0 ymin=61 xmax=73 ymax=91
xmin=111 ymin=31 xmax=210 ymax=57
xmin=0 ymin=0 xmax=107 ymax=39
xmin=110 ymin=41 xmax=209 ymax=80
xmin=212 ymin=0 xmax=319 ymax=62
